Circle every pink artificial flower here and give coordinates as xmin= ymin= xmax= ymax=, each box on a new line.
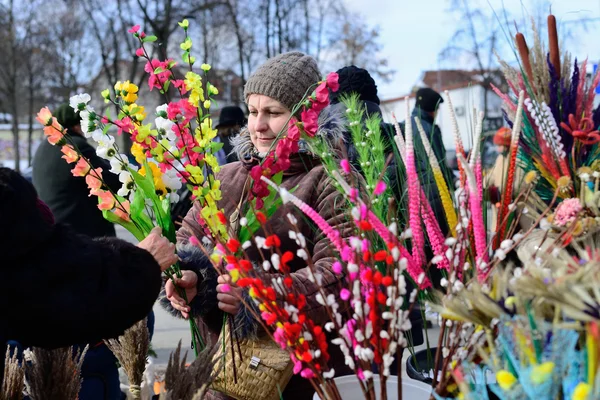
xmin=97 ymin=190 xmax=115 ymax=211
xmin=189 ymin=236 xmax=200 ymax=247
xmin=128 ymin=25 xmax=140 ymax=34
xmin=301 ymin=108 xmax=319 ymax=136
xmin=300 ymin=368 xmax=315 ymax=379
xmin=291 ymin=354 xmax=303 ymax=374
xmin=220 ymin=284 xmax=231 ymax=293
xmin=273 ymin=327 xmax=287 ymax=350
xmin=114 ymin=201 xmax=131 ymax=222
xmin=373 ymin=181 xmax=386 ymax=196
xmin=332 ymin=261 xmax=343 ymax=275
xmin=340 ymin=288 xmax=351 ymax=301
xmin=326 ymin=72 xmax=340 ymax=92
xmin=340 ymin=159 xmax=351 ymax=174
xmin=72 ymin=158 xmax=91 ymax=177
xmin=135 ymin=47 xmax=145 ymax=57
xmin=553 ymin=198 xmax=583 ymax=227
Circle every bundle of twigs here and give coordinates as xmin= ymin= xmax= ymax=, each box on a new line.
xmin=26 ymin=345 xmax=88 ymax=400
xmin=104 ymin=318 xmax=149 ymax=400
xmin=1 ymin=346 xmax=24 ymax=400
xmin=159 ymin=340 xmax=218 ymax=400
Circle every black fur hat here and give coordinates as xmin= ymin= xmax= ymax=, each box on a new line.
xmin=330 ymin=65 xmax=380 ymax=105
xmin=0 ymin=167 xmax=54 ymax=259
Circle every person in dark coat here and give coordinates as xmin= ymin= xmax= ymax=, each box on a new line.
xmin=32 ymin=104 xmax=121 ymax=238
xmin=0 ymin=167 xmax=176 ymax=387
xmin=31 ymin=103 xmax=158 ymax=399
xmin=215 ymin=105 xmax=246 ymax=165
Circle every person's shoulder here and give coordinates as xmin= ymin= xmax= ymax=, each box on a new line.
xmin=216 ymin=161 xmax=246 ymax=179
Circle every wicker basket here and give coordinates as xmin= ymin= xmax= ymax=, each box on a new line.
xmin=211 ymin=325 xmax=293 ymax=400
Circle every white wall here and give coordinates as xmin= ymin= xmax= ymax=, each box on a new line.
xmin=380 ymin=85 xmax=504 ymax=151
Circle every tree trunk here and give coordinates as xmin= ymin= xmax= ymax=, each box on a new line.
xmin=275 ymin=0 xmax=282 ymax=53
xmin=11 ymin=101 xmax=20 ymax=173
xmin=303 ymin=0 xmax=310 ymax=54
xmin=265 ymin=0 xmax=271 ymax=58
xmin=28 ymin=77 xmax=34 ymax=166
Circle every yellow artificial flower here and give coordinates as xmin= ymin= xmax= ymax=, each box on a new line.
xmin=185 ymin=71 xmax=202 ymax=89
xmin=188 ymin=89 xmax=205 ymax=107
xmin=573 ymin=382 xmax=591 ymax=400
xmin=180 ymin=37 xmax=192 ymax=51
xmin=101 ymin=89 xmax=110 ymax=103
xmin=128 ymin=103 xmax=146 ymax=122
xmin=496 ymin=370 xmax=517 ymax=391
xmin=140 ymin=162 xmax=167 ymax=197
xmin=206 ymin=82 xmax=219 ymax=96
xmin=114 ymin=81 xmax=124 ymax=92
xmin=185 ymin=165 xmax=204 ymax=185
xmin=531 ymin=362 xmax=554 ymax=384
xmin=203 ymin=100 xmax=211 ymax=109
xmin=131 ymin=142 xmax=146 ymax=165
xmin=122 ymin=80 xmax=139 ymax=95
xmin=201 ymin=63 xmax=211 ymax=72
xmin=123 ymin=91 xmax=138 ymax=104
xmin=229 ymin=269 xmax=239 ymax=282
xmin=204 ymin=154 xmax=220 ymax=173
xmin=134 ymin=123 xmax=155 ymax=143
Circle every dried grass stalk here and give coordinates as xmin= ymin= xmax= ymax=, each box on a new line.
xmin=1 ymin=346 xmax=24 ymax=400
xmin=104 ymin=318 xmax=149 ymax=400
xmin=26 ymin=346 xmax=88 ymax=400
xmin=159 ymin=341 xmax=218 ymax=400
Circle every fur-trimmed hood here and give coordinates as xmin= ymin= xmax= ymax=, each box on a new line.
xmin=229 ymin=104 xmax=348 ymax=162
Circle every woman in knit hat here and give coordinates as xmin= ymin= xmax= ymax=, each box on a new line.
xmin=160 ymin=52 xmax=351 ymax=399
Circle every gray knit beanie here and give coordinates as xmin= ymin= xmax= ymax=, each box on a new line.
xmin=244 ymin=51 xmax=321 ymax=110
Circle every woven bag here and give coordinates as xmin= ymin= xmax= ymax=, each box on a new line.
xmin=211 ymin=323 xmax=293 ymax=400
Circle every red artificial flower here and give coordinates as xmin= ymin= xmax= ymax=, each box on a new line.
xmin=237 ymin=277 xmax=252 ymax=287
xmin=256 ymin=211 xmax=267 ymax=224
xmin=135 ymin=47 xmax=145 ymax=57
xmin=300 ymin=108 xmax=319 ymax=137
xmin=315 ymin=81 xmax=329 ymax=104
xmin=359 ymin=220 xmax=373 ymax=231
xmin=560 ymin=114 xmax=600 ymax=145
xmin=281 ymin=251 xmax=294 ymax=273
xmin=287 ymin=120 xmax=301 ymax=141
xmin=284 ymin=277 xmax=293 ymax=288
xmin=326 ymin=72 xmax=340 ymax=92
xmin=226 ymin=238 xmax=240 ymax=253
xmin=382 ymin=276 xmax=393 ymax=287
xmin=217 ymin=211 xmax=227 ymax=225
xmin=128 ymin=25 xmax=140 ymax=34
xmin=239 ymin=260 xmax=253 ymax=272
xmin=265 ymin=235 xmax=281 ymax=248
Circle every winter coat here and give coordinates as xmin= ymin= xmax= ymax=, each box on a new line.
xmin=161 ymin=126 xmax=354 ymax=399
xmin=0 ymin=167 xmax=162 ymax=383
xmin=32 ymin=131 xmax=121 ymax=238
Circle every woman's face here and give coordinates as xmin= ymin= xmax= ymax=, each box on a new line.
xmin=247 ymin=94 xmax=291 ymax=153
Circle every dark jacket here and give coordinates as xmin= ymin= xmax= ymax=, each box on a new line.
xmin=32 ymin=131 xmax=121 ymax=238
xmin=0 ymin=167 xmax=162 ymax=382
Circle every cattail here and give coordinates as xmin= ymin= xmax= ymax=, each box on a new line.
xmin=2 ymin=346 xmax=24 ymax=400
xmin=105 ymin=318 xmax=150 ymax=400
xmin=26 ymin=346 xmax=88 ymax=400
xmin=548 ymin=15 xmax=561 ymax=79
xmin=515 ymin=32 xmax=535 ymax=85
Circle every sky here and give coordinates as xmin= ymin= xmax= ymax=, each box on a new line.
xmin=344 ymin=0 xmax=600 ymax=100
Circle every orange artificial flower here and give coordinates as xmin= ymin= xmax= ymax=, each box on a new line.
xmin=72 ymin=158 xmax=91 ymax=177
xmin=97 ymin=189 xmax=115 ymax=211
xmin=114 ymin=201 xmax=131 ymax=222
xmin=43 ymin=121 xmax=64 ymax=145
xmin=85 ymin=167 xmax=103 ymax=195
xmin=61 ymin=145 xmax=79 ymax=163
xmin=36 ymin=107 xmax=53 ymax=126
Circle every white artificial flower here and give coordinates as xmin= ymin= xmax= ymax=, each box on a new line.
xmin=69 ymin=93 xmax=91 ymax=111
xmin=110 ymin=156 xmax=129 ymax=174
xmin=96 ymin=145 xmax=117 ymax=160
xmin=169 ymin=192 xmax=180 ymax=203
xmin=155 ymin=117 xmax=176 ymax=140
xmin=117 ymin=171 xmax=135 ymax=197
xmin=156 ymin=104 xmax=168 ymax=115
